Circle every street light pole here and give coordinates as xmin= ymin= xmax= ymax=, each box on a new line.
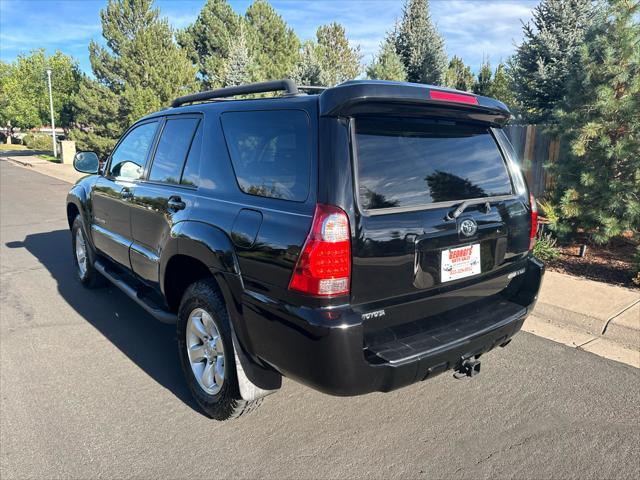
xmin=46 ymin=68 xmax=57 ymax=158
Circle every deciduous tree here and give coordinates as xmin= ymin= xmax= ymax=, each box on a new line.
xmin=0 ymin=49 xmax=80 ymax=129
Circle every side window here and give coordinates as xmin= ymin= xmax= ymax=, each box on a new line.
xmin=221 ymin=110 xmax=310 ymax=201
xmin=180 ymin=123 xmax=202 ymax=187
xmin=109 ymin=121 xmax=158 ymax=180
xmin=148 ymin=117 xmax=200 ymax=184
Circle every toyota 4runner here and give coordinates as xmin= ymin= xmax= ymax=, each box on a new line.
xmin=67 ymin=80 xmax=544 ymax=420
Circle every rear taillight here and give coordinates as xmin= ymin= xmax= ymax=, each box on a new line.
xmin=289 ymin=204 xmax=351 ymax=297
xmin=430 ymin=90 xmax=479 ymax=105
xmin=529 ymin=193 xmax=538 ymax=250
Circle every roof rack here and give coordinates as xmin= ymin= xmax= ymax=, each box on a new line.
xmin=171 ymin=79 xmax=299 ymax=107
xmin=298 ymin=85 xmax=327 ymax=93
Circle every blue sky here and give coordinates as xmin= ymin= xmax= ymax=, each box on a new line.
xmin=0 ymin=0 xmax=538 ymax=74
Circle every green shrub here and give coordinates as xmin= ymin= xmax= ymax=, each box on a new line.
xmin=537 ymin=199 xmax=559 ymax=228
xmin=533 ymin=231 xmax=560 ymax=262
xmin=23 ymin=133 xmax=54 ymax=151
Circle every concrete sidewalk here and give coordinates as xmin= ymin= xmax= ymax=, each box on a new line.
xmin=1 ymin=153 xmax=86 ymax=184
xmin=526 ymin=271 xmax=639 ymax=368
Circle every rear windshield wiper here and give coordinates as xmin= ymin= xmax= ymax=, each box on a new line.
xmin=446 ymin=200 xmax=491 ymax=220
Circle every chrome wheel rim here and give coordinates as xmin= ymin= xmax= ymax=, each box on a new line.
xmin=186 ymin=308 xmax=225 ymax=395
xmin=75 ymin=228 xmax=88 ymax=278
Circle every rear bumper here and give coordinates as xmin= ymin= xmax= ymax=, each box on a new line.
xmin=242 ymin=257 xmax=543 ymax=396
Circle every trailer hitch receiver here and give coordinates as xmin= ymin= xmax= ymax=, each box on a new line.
xmin=453 ymin=357 xmax=481 ymax=379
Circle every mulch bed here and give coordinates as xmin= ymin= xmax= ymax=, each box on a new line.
xmin=546 ymin=238 xmax=639 ymax=289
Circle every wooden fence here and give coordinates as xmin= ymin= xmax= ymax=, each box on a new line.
xmin=504 ymin=125 xmax=563 ymax=198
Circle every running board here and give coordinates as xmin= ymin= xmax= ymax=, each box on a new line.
xmin=94 ymin=260 xmax=177 ymax=324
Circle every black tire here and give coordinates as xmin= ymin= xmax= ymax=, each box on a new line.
xmin=71 ymin=215 xmax=106 ymax=288
xmin=177 ymin=279 xmax=262 ymax=420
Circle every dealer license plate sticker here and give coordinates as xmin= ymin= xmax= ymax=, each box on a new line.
xmin=441 ymin=244 xmax=481 ymax=282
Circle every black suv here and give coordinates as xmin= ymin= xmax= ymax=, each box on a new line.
xmin=68 ymin=80 xmax=543 ymax=420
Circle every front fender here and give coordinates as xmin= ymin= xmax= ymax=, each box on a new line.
xmin=66 ymin=178 xmax=97 ymax=250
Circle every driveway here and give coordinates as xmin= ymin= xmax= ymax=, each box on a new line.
xmin=1 ymin=160 xmax=639 ymax=479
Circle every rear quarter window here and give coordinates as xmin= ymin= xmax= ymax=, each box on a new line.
xmin=354 ymin=117 xmax=514 ymax=210
xmin=221 ymin=110 xmax=310 ymax=202
xmin=148 ymin=117 xmax=200 ymax=185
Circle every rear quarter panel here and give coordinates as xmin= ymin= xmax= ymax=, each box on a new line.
xmin=187 ymin=97 xmax=319 ymax=301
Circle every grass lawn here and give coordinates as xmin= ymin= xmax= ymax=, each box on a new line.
xmin=37 ymin=154 xmax=60 ymax=162
xmin=0 ymin=144 xmax=27 ymax=151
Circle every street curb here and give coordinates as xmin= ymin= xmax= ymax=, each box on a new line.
xmin=523 ymin=315 xmax=639 ymax=368
xmin=534 ymin=300 xmax=640 ymax=349
xmin=533 ymin=301 xmax=604 ymax=337
xmin=5 ymin=156 xmax=49 ymax=167
xmin=602 ymin=302 xmax=640 ymax=350
xmin=4 ymin=156 xmax=33 ymax=167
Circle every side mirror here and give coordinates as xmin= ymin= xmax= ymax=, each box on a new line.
xmin=73 ymin=151 xmax=100 ymax=174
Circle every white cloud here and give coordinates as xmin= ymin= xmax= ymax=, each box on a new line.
xmin=273 ymin=0 xmax=536 ymax=71
xmin=433 ymin=0 xmax=536 ymax=68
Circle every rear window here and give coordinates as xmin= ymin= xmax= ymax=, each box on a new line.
xmin=221 ymin=110 xmax=310 ymax=202
xmin=354 ymin=118 xmax=513 ymax=210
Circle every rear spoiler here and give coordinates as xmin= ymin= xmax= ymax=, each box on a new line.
xmin=319 ymin=80 xmax=511 ymax=126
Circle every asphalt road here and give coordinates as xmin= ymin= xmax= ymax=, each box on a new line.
xmin=1 ymin=160 xmax=639 ymax=479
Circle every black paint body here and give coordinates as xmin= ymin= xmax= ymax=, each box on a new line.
xmin=67 ymin=81 xmax=543 ymax=396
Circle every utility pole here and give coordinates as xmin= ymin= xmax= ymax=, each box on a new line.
xmin=46 ymin=68 xmax=57 ymax=158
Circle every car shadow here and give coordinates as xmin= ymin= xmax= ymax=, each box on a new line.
xmin=5 ymin=229 xmax=201 ymax=414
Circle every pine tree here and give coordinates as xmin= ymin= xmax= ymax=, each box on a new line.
xmin=486 ymin=63 xmax=517 ymax=108
xmin=72 ymin=0 xmax=196 ymax=156
xmin=444 ymin=56 xmax=474 ymax=92
xmin=314 ymin=23 xmax=362 ymax=86
xmin=551 ymin=0 xmax=640 ymax=244
xmin=367 ymin=39 xmax=407 ymax=81
xmin=395 ymin=0 xmax=447 ymax=85
xmin=245 ymin=0 xmax=299 ymax=82
xmin=511 ymin=0 xmax=596 ymax=122
xmin=473 ymin=58 xmax=493 ymax=96
xmin=177 ymin=0 xmax=241 ymax=88
xmin=291 ymin=40 xmax=323 ymax=86
xmin=222 ymin=26 xmax=252 ymax=87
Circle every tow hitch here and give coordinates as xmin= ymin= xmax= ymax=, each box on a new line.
xmin=453 ymin=357 xmax=481 ymax=379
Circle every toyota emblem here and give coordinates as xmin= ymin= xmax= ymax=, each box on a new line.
xmin=459 ymin=218 xmax=477 ymax=237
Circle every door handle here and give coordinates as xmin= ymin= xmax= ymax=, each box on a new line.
xmin=121 ymin=189 xmax=133 ymax=199
xmin=167 ymin=196 xmax=186 ymax=211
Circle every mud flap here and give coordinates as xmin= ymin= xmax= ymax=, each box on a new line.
xmin=231 ymin=331 xmax=279 ymax=401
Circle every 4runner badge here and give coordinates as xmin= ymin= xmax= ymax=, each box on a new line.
xmin=362 ymin=310 xmax=386 ymax=321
